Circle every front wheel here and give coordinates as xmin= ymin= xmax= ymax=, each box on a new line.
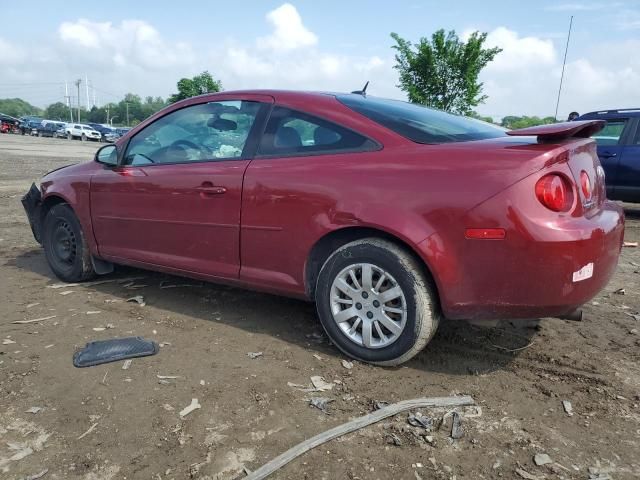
xmin=42 ymin=204 xmax=96 ymax=282
xmin=315 ymin=238 xmax=440 ymax=366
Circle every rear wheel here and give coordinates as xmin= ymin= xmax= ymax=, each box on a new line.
xmin=42 ymin=204 xmax=96 ymax=282
xmin=315 ymin=238 xmax=440 ymax=366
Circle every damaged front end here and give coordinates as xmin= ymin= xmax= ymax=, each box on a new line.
xmin=21 ymin=183 xmax=43 ymax=244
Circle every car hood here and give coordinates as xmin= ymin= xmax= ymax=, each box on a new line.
xmin=42 ymin=160 xmax=100 ymax=182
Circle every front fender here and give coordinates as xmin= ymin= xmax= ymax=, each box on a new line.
xmin=38 ymin=161 xmax=101 ymax=255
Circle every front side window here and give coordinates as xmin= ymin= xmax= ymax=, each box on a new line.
xmin=259 ymin=107 xmax=376 ymax=156
xmin=337 ymin=94 xmax=506 ymax=144
xmin=124 ymin=100 xmax=262 ymax=166
xmin=592 ymin=119 xmax=628 ymax=146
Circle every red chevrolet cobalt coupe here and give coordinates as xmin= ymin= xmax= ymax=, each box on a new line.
xmin=22 ymin=91 xmax=624 ymax=365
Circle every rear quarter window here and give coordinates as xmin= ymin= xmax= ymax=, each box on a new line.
xmin=592 ymin=119 xmax=628 ymax=146
xmin=337 ymin=94 xmax=506 ymax=144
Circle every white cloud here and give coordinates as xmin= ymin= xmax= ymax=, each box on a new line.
xmin=258 ymin=3 xmax=318 ymax=51
xmin=1 ymin=4 xmax=639 ymax=120
xmin=483 ymin=27 xmax=556 ymax=71
xmin=476 ymin=27 xmax=640 ymax=119
xmin=57 ymin=19 xmax=195 ymax=70
xmin=0 ymin=37 xmax=25 ymax=64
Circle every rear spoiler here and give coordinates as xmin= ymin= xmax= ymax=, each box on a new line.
xmin=506 ymin=120 xmax=605 ymax=141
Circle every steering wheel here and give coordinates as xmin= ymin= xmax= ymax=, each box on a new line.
xmin=172 ymin=139 xmax=200 ymax=151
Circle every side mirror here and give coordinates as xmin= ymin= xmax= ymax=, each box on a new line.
xmin=95 ymin=144 xmax=118 ymax=166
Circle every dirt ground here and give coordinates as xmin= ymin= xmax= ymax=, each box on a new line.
xmin=1 ymin=133 xmax=639 ymax=480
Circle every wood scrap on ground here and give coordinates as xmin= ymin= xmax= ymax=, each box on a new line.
xmin=244 ymin=395 xmax=474 ymax=480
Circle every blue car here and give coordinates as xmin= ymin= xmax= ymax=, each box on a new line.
xmin=578 ymin=109 xmax=640 ymax=203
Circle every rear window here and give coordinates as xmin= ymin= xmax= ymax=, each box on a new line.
xmin=337 ymin=94 xmax=506 ymax=144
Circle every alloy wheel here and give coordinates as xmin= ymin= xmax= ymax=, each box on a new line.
xmin=329 ymin=263 xmax=407 ymax=349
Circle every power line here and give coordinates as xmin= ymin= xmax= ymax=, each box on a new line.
xmin=0 ymin=82 xmax=65 ymax=86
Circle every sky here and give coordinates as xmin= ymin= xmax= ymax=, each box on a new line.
xmin=1 ymin=0 xmax=639 ymax=120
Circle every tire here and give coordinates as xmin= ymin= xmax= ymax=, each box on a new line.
xmin=42 ymin=204 xmax=96 ymax=282
xmin=315 ymin=238 xmax=440 ymax=366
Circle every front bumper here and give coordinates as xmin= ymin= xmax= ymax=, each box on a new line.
xmin=21 ymin=183 xmax=43 ymax=244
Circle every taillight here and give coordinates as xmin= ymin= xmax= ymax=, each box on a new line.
xmin=580 ymin=171 xmax=592 ymax=199
xmin=535 ymin=174 xmax=573 ymax=212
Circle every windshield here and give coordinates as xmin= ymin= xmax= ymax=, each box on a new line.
xmin=337 ymin=94 xmax=506 ymax=144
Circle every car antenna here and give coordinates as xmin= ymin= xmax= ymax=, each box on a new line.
xmin=351 ymin=81 xmax=369 ymax=96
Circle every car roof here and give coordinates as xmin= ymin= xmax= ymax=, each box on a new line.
xmin=579 ymin=108 xmax=640 ymax=119
xmin=198 ymin=89 xmax=335 ymax=98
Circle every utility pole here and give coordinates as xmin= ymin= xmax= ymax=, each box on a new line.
xmin=75 ymin=79 xmax=82 ymax=123
xmin=125 ymin=102 xmax=130 ymax=126
xmin=85 ymin=74 xmax=90 ymax=110
xmin=106 ymin=104 xmax=110 ymax=125
xmin=65 ymin=81 xmax=73 ymax=122
xmin=554 ymin=16 xmax=573 ymax=121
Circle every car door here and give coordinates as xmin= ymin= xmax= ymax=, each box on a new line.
xmin=240 ymin=106 xmax=381 ymax=294
xmin=591 ymin=117 xmax=634 ymax=197
xmin=90 ymin=96 xmax=271 ymax=279
xmin=613 ymin=118 xmax=640 ymax=202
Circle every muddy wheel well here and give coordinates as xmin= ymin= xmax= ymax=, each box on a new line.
xmin=39 ymin=195 xmax=68 ymax=227
xmin=305 ymin=227 xmax=439 ymax=302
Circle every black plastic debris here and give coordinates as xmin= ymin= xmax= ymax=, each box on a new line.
xmin=451 ymin=411 xmax=464 ymax=439
xmin=407 ymin=412 xmax=433 ymax=430
xmin=73 ymin=336 xmax=159 ymax=368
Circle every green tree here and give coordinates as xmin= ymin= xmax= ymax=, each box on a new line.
xmin=87 ymin=106 xmax=107 ymax=123
xmin=501 ymin=116 xmax=556 ymax=129
xmin=391 ymin=30 xmax=502 ymax=115
xmin=115 ymin=93 xmax=143 ymax=126
xmin=45 ymin=102 xmax=72 ymax=121
xmin=168 ymin=71 xmax=222 ymax=103
xmin=142 ymin=96 xmax=167 ymax=119
xmin=469 ymin=112 xmax=495 ymax=124
xmin=0 ymin=98 xmax=42 ymax=118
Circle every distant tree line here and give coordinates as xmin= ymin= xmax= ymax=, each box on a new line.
xmin=0 ymin=71 xmax=222 ymax=126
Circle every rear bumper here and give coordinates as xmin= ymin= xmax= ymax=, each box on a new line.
xmin=21 ymin=183 xmax=43 ymax=244
xmin=424 ymin=200 xmax=625 ymax=320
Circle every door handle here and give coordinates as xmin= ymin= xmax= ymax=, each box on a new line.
xmin=197 ymin=182 xmax=227 ymax=196
xmin=600 ymin=152 xmax=617 ymax=159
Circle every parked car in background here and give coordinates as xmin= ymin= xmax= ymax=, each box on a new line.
xmin=114 ymin=127 xmax=131 ymax=138
xmin=19 ymin=118 xmax=43 ymax=135
xmin=54 ymin=125 xmax=68 ymax=139
xmin=64 ymin=124 xmax=102 ymax=141
xmin=21 ymin=90 xmax=624 ymax=365
xmin=35 ymin=122 xmax=64 ymax=138
xmin=578 ymin=109 xmax=640 ymax=203
xmin=0 ymin=113 xmax=20 ymax=133
xmin=88 ymin=123 xmax=119 ymax=142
